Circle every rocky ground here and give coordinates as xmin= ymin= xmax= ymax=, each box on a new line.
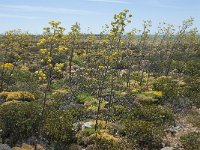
xmin=0 ymin=143 xmax=44 ymax=150
xmin=1 ymin=109 xmax=200 ymax=150
xmin=163 ymin=108 xmax=200 ymax=150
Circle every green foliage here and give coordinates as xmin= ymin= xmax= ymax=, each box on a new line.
xmin=85 ymin=98 xmax=107 ymax=112
xmin=184 ymin=60 xmax=200 ymax=76
xmin=153 ymin=76 xmax=178 ymax=98
xmin=42 ymin=109 xmax=75 ymax=144
xmin=76 ymin=127 xmax=96 ymax=145
xmin=0 ymin=91 xmax=35 ymax=102
xmin=85 ymin=130 xmax=122 ymax=150
xmin=111 ymin=104 xmax=128 ymax=121
xmin=51 ymin=88 xmax=69 ymax=103
xmin=0 ymin=102 xmax=40 ymax=144
xmin=135 ymin=93 xmax=160 ymax=105
xmin=187 ymin=111 xmax=200 ymax=128
xmin=124 ymin=120 xmax=165 ymax=149
xmin=10 ymin=69 xmax=38 ymax=94
xmin=153 ymin=76 xmax=189 ymax=110
xmin=0 ymin=9 xmax=199 ymax=149
xmin=184 ymin=76 xmax=200 ymax=107
xmin=76 ymin=93 xmax=94 ymax=104
xmin=129 ymin=105 xmax=174 ymax=126
xmin=180 ymin=132 xmax=200 ymax=150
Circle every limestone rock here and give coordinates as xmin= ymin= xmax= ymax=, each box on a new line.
xmin=36 ymin=144 xmax=45 ymax=150
xmin=12 ymin=147 xmax=24 ymax=150
xmin=21 ymin=143 xmax=34 ymax=150
xmin=161 ymin=147 xmax=174 ymax=150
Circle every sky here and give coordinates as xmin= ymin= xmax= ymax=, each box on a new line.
xmin=0 ymin=0 xmax=199 ymax=34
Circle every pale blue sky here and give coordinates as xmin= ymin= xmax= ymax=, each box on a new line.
xmin=0 ymin=0 xmax=199 ymax=34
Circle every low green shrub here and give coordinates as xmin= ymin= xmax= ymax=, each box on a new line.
xmin=187 ymin=111 xmax=200 ymax=128
xmin=0 ymin=91 xmax=35 ymax=102
xmin=129 ymin=105 xmax=174 ymax=126
xmin=124 ymin=120 xmax=165 ymax=149
xmin=76 ymin=93 xmax=94 ymax=104
xmin=0 ymin=102 xmax=40 ymax=145
xmin=112 ymin=104 xmax=128 ymax=121
xmin=42 ymin=109 xmax=75 ymax=146
xmin=85 ymin=130 xmax=123 ymax=150
xmin=153 ymin=76 xmax=178 ymax=99
xmin=135 ymin=93 xmax=160 ymax=105
xmin=180 ymin=132 xmax=200 ymax=150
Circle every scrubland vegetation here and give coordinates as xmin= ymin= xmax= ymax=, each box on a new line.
xmin=0 ymin=9 xmax=200 ymax=150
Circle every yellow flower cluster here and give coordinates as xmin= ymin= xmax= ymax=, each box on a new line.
xmin=110 ymin=51 xmax=120 ymax=60
xmin=98 ymin=65 xmax=105 ymax=69
xmin=37 ymin=38 xmax=46 ymax=46
xmin=47 ymin=56 xmax=52 ymax=63
xmin=54 ymin=63 xmax=65 ymax=73
xmin=130 ymin=80 xmax=139 ymax=88
xmin=49 ymin=21 xmax=61 ymax=27
xmin=100 ymin=40 xmax=109 ymax=45
xmin=57 ymin=46 xmax=68 ymax=52
xmin=90 ymin=130 xmax=120 ymax=143
xmin=88 ymin=36 xmax=96 ymax=43
xmin=79 ymin=52 xmax=86 ymax=57
xmin=1 ymin=63 xmax=14 ymax=69
xmin=35 ymin=70 xmax=47 ymax=80
xmin=40 ymin=57 xmax=52 ymax=63
xmin=131 ymin=89 xmax=138 ymax=94
xmin=38 ymin=47 xmax=54 ymax=69
xmin=40 ymin=49 xmax=48 ymax=54
xmin=144 ymin=91 xmax=163 ymax=97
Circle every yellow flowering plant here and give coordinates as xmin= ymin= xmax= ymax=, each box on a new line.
xmin=35 ymin=70 xmax=47 ymax=81
xmin=54 ymin=63 xmax=65 ymax=73
xmin=1 ymin=63 xmax=14 ymax=69
xmin=36 ymin=21 xmax=67 ymax=81
xmin=143 ymin=91 xmax=163 ymax=97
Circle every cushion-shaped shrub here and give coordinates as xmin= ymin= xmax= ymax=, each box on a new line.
xmin=129 ymin=105 xmax=174 ymax=126
xmin=0 ymin=102 xmax=40 ymax=145
xmin=85 ymin=130 xmax=122 ymax=150
xmin=0 ymin=91 xmax=35 ymax=102
xmin=42 ymin=109 xmax=75 ymax=145
xmin=124 ymin=120 xmax=165 ymax=149
xmin=135 ymin=94 xmax=160 ymax=105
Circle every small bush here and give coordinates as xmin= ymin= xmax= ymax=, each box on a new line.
xmin=143 ymin=91 xmax=163 ymax=97
xmin=76 ymin=127 xmax=96 ymax=145
xmin=153 ymin=76 xmax=177 ymax=98
xmin=187 ymin=111 xmax=200 ymax=128
xmin=0 ymin=91 xmax=35 ymax=102
xmin=76 ymin=93 xmax=94 ymax=104
xmin=84 ymin=98 xmax=107 ymax=112
xmin=42 ymin=109 xmax=75 ymax=146
xmin=180 ymin=132 xmax=200 ymax=150
xmin=85 ymin=130 xmax=122 ymax=150
xmin=51 ymin=88 xmax=69 ymax=103
xmin=124 ymin=120 xmax=165 ymax=149
xmin=112 ymin=104 xmax=128 ymax=121
xmin=0 ymin=102 xmax=40 ymax=145
xmin=135 ymin=94 xmax=160 ymax=105
xmin=129 ymin=105 xmax=174 ymax=126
